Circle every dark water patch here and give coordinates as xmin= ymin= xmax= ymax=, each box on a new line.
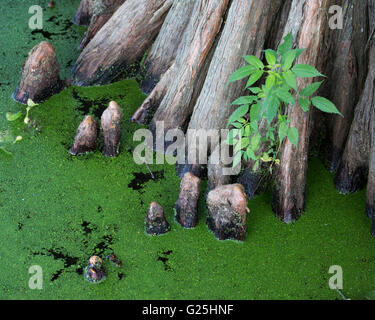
xmin=33 ymin=248 xmax=81 ymax=281
xmin=31 ymin=29 xmax=55 ymax=40
xmin=157 ymin=250 xmax=173 ymax=271
xmin=118 ymin=272 xmax=125 ymax=280
xmin=92 ymin=235 xmax=114 ymax=257
xmin=128 ymin=170 xmax=164 ymax=191
xmin=81 ymin=221 xmax=96 ymax=236
xmin=30 ymin=16 xmax=76 ymax=41
xmin=76 ymin=266 xmax=83 ymax=275
xmin=72 ymin=89 xmax=112 ymax=118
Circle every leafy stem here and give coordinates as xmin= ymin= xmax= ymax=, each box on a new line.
xmin=226 ymin=32 xmax=342 ymax=171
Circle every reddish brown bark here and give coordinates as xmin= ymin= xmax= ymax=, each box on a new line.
xmin=141 ymin=0 xmax=196 ymax=93
xmin=335 ymin=50 xmax=374 ymax=194
xmin=207 ymin=184 xmax=249 ymax=241
xmin=175 ymin=172 xmax=201 ymax=229
xmin=131 ymin=0 xmax=230 ymax=143
xmin=101 ymin=101 xmax=123 ymax=157
xmin=70 ymin=116 xmax=98 ymax=155
xmin=72 ymin=0 xmax=95 ymax=26
xmin=13 ymin=41 xmax=62 ymax=105
xmin=78 ymin=0 xmax=126 ymax=50
xmin=325 ymin=0 xmax=369 ymax=172
xmin=71 ymin=0 xmax=172 ymax=86
xmin=273 ymin=0 xmax=337 ymax=223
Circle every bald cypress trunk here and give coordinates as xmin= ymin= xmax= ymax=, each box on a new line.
xmin=325 ymin=0 xmax=369 ymax=172
xmin=78 ymin=0 xmax=126 ymax=50
xmin=71 ymin=0 xmax=172 ymax=86
xmin=70 ymin=0 xmax=374 ymax=235
xmin=141 ymin=0 xmax=196 ymax=93
xmin=273 ymin=0 xmax=337 ymax=223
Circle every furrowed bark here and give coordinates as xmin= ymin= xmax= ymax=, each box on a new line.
xmin=184 ymin=0 xmax=284 ymax=191
xmin=71 ymin=0 xmax=172 ymax=86
xmin=144 ymin=0 xmax=230 ymax=149
xmin=273 ymin=0 xmax=337 ymax=223
xmin=141 ymin=0 xmax=196 ymax=94
xmin=325 ymin=0 xmax=369 ymax=172
xmin=365 ymin=1 xmax=375 ymax=237
xmin=335 ymin=7 xmax=374 ymax=195
xmin=73 ymin=0 xmax=95 ymax=26
xmin=78 ymin=0 xmax=126 ymax=50
xmin=334 ymin=0 xmax=375 ymax=195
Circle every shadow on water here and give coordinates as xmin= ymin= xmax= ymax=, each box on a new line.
xmin=128 ymin=170 xmax=165 ymax=191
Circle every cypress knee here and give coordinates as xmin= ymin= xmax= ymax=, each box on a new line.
xmin=175 ymin=172 xmax=201 ymax=228
xmin=206 ymin=184 xmax=249 ymax=241
xmin=101 ymin=101 xmax=123 ymax=157
xmin=70 ymin=115 xmax=98 ymax=155
xmin=13 ymin=42 xmax=62 ymax=105
xmin=145 ymin=202 xmax=170 ymax=236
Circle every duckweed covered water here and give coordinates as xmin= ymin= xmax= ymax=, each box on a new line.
xmin=0 ymin=0 xmax=374 ymax=300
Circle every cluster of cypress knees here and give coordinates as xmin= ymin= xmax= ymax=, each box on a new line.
xmin=13 ymin=40 xmax=251 ymax=242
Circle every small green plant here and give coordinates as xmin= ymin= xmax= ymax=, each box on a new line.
xmin=226 ymin=32 xmax=341 ymax=170
xmin=1 ymin=98 xmax=38 ymax=155
xmin=6 ymin=98 xmax=39 ymax=124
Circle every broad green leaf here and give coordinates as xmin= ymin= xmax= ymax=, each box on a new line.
xmin=278 ymin=32 xmax=293 ymax=56
xmin=265 ymin=95 xmax=280 ymax=123
xmin=287 ymin=127 xmax=299 ymax=147
xmin=299 ymin=97 xmax=310 ymax=112
xmin=250 ymin=121 xmax=258 ymax=133
xmin=227 ymin=104 xmax=249 ymax=127
xmin=276 ymin=88 xmax=295 ymax=106
xmin=246 ymin=147 xmax=257 ymax=161
xmin=245 ymin=125 xmax=251 ymax=136
xmin=241 ymin=137 xmax=250 ymax=149
xmin=246 ymin=70 xmax=264 ymax=88
xmin=249 ymin=87 xmax=262 ymax=94
xmin=232 ymin=122 xmax=243 ymax=129
xmin=227 ymin=65 xmax=254 ymax=84
xmin=244 ymin=55 xmax=264 ymax=70
xmin=6 ymin=111 xmax=22 ymax=121
xmin=250 ymin=103 xmax=261 ymax=121
xmin=282 ymin=50 xmax=297 ymax=71
xmin=300 ymin=81 xmax=323 ymax=97
xmin=311 ymin=96 xmax=343 ymax=116
xmin=283 ymin=70 xmax=297 ymax=91
xmin=250 ymin=133 xmax=261 ymax=150
xmin=265 ymin=74 xmax=276 ymax=89
xmin=226 ymin=129 xmax=239 ymax=145
xmin=232 ymin=95 xmax=257 ymax=105
xmin=292 ymin=64 xmax=324 ymax=78
xmin=265 ymin=49 xmax=277 ymax=66
xmin=278 ymin=122 xmax=289 ymax=143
